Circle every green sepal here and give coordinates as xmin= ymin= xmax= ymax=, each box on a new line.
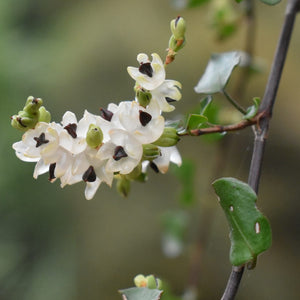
xmin=153 ymin=127 xmax=180 ymax=147
xmin=243 ymin=97 xmax=261 ymax=120
xmin=86 ymin=124 xmax=103 ymax=148
xmin=212 ymin=177 xmax=272 ymax=267
xmin=119 ymin=287 xmax=163 ymax=300
xmin=142 ymin=144 xmax=161 ymax=161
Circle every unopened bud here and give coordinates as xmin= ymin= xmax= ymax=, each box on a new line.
xmin=170 ymin=16 xmax=186 ymax=41
xmin=142 ymin=144 xmax=161 ymax=161
xmin=134 ymin=274 xmax=147 ymax=288
xmin=168 ymin=35 xmax=186 ymax=53
xmin=24 ymin=96 xmax=43 ymax=116
xmin=11 ymin=111 xmax=38 ymax=131
xmin=38 ymin=106 xmax=51 ymax=123
xmin=116 ymin=177 xmax=131 ymax=197
xmin=136 ymin=88 xmax=152 ymax=108
xmin=153 ymin=127 xmax=180 ymax=147
xmin=86 ymin=124 xmax=103 ymax=148
xmin=146 ymin=275 xmax=157 ymax=289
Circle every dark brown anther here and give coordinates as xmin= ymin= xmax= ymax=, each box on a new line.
xmin=139 ymin=62 xmax=153 ymax=77
xmin=175 ymin=16 xmax=181 ymax=27
xmin=34 ymin=132 xmax=49 ymax=147
xmin=139 ymin=110 xmax=152 ymax=126
xmin=32 ymin=97 xmax=39 ymax=104
xmin=64 ymin=123 xmax=77 ymax=138
xmin=82 ymin=166 xmax=97 ymax=182
xmin=150 ymin=161 xmax=159 ymax=173
xmin=100 ymin=108 xmax=113 ymax=121
xmin=113 ymin=146 xmax=128 ymax=161
xmin=48 ymin=163 xmax=56 ymax=182
xmin=17 ymin=117 xmax=27 ymax=128
xmin=165 ymin=97 xmax=176 ymax=103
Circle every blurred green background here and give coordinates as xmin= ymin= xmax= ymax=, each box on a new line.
xmin=1 ymin=0 xmax=299 ymax=299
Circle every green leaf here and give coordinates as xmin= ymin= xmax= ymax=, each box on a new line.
xmin=119 ymin=287 xmax=163 ymax=300
xmin=188 ymin=0 xmax=210 ymax=7
xmin=259 ymin=0 xmax=281 ymax=5
xmin=194 ymin=52 xmax=240 ymax=94
xmin=186 ymin=114 xmax=208 ymax=130
xmin=243 ymin=97 xmax=261 ymax=120
xmin=171 ymin=159 xmax=196 ymax=206
xmin=212 ymin=177 xmax=272 ymax=267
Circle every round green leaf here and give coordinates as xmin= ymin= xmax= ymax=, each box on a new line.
xmin=212 ymin=177 xmax=272 ymax=266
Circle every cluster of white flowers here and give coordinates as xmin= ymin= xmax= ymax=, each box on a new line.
xmin=12 ymin=53 xmax=182 ymax=200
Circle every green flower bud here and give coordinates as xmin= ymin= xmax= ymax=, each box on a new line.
xmin=38 ymin=106 xmax=51 ymax=123
xmin=11 ymin=111 xmax=38 ymax=131
xmin=146 ymin=275 xmax=157 ymax=289
xmin=134 ymin=274 xmax=147 ymax=288
xmin=136 ymin=88 xmax=152 ymax=108
xmin=168 ymin=35 xmax=186 ymax=53
xmin=86 ymin=124 xmax=103 ymax=148
xmin=24 ymin=96 xmax=43 ymax=116
xmin=116 ymin=177 xmax=131 ymax=197
xmin=170 ymin=16 xmax=186 ymax=41
xmin=125 ymin=164 xmax=142 ymax=181
xmin=142 ymin=144 xmax=161 ymax=161
xmin=153 ymin=127 xmax=180 ymax=147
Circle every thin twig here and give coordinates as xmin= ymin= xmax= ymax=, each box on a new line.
xmin=179 ymin=112 xmax=264 ymax=136
xmin=222 ymin=90 xmax=247 ymax=115
xmin=221 ymin=0 xmax=300 ymax=299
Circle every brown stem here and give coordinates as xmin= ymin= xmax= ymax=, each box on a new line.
xmin=180 ymin=112 xmax=265 ymax=137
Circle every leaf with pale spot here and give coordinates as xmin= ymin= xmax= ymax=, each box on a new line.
xmin=119 ymin=287 xmax=163 ymax=300
xmin=212 ymin=177 xmax=272 ymax=267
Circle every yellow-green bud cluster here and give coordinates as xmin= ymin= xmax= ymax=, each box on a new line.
xmin=134 ymin=274 xmax=162 ymax=290
xmin=153 ymin=127 xmax=180 ymax=147
xmin=11 ymin=96 xmax=51 ymax=131
xmin=166 ymin=16 xmax=186 ymax=65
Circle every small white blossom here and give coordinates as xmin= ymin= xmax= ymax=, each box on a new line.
xmin=151 ymin=80 xmax=182 ymax=112
xmin=127 ymin=53 xmax=165 ymax=90
xmin=113 ymin=100 xmax=165 ymax=144
xmin=98 ymin=129 xmax=143 ymax=175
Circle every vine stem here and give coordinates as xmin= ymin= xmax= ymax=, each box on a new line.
xmin=221 ymin=0 xmax=300 ymax=299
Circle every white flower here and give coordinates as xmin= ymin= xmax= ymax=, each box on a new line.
xmin=12 ymin=122 xmax=61 ymax=163
xmin=142 ymin=146 xmax=182 ymax=174
xmin=98 ymin=129 xmax=143 ymax=175
xmin=61 ymin=148 xmax=114 ymax=200
xmin=127 ymin=53 xmax=165 ymax=90
xmin=151 ymin=80 xmax=182 ymax=112
xmin=113 ymin=100 xmax=165 ymax=144
xmin=59 ymin=110 xmax=110 ymax=155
